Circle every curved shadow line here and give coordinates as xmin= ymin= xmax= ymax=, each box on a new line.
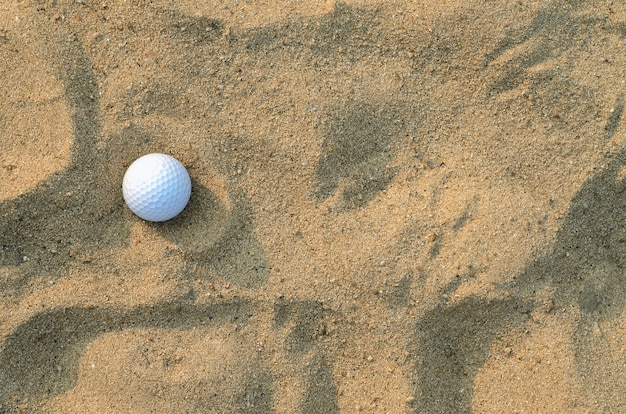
xmin=0 ymin=298 xmax=254 ymax=403
xmin=177 ymin=189 xmax=270 ymax=288
xmin=411 ymin=296 xmax=529 ymax=413
xmin=0 ymin=9 xmax=102 ymax=267
xmin=411 ymin=148 xmax=626 ymax=413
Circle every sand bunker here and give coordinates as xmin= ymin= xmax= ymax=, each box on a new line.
xmin=1 ymin=1 xmax=625 ymax=412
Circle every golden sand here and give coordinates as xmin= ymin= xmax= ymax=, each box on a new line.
xmin=1 ymin=1 xmax=625 ymax=412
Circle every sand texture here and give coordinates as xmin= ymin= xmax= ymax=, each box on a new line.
xmin=1 ymin=0 xmax=626 ymax=412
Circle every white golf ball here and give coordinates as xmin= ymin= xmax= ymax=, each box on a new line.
xmin=122 ymin=153 xmax=192 ymax=222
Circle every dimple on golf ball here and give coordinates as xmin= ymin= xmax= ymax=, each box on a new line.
xmin=122 ymin=153 xmax=191 ymax=222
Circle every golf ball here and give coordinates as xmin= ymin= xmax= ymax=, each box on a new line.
xmin=122 ymin=153 xmax=191 ymax=222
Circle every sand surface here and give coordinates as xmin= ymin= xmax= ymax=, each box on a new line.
xmin=1 ymin=0 xmax=626 ymax=412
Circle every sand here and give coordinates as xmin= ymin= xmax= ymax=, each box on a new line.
xmin=1 ymin=0 xmax=625 ymax=412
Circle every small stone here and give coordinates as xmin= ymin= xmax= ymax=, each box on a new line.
xmin=544 ymin=299 xmax=553 ymax=313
